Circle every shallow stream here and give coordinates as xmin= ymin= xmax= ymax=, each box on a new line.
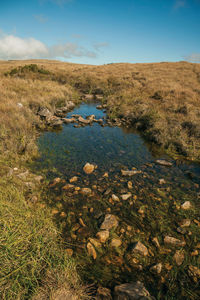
xmin=32 ymin=102 xmax=200 ymax=298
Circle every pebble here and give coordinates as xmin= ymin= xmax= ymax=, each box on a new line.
xmin=96 ymin=230 xmax=109 ymax=243
xmin=181 ymin=201 xmax=192 ymax=210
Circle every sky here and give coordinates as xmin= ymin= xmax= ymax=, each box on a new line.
xmin=0 ymin=0 xmax=200 ymax=64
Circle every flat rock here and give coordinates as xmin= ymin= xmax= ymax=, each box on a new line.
xmin=111 ymin=238 xmax=122 ymax=247
xmin=69 ymin=176 xmax=78 ymax=183
xmin=81 ymin=188 xmax=92 ymax=195
xmin=83 ymin=163 xmax=95 ymax=174
xmin=62 ymin=118 xmax=76 ymax=124
xmin=114 ymin=281 xmax=153 ymax=300
xmin=131 ymin=241 xmax=148 ymax=256
xmin=121 ymin=170 xmax=142 ymax=176
xmin=62 ymin=184 xmax=74 ymax=190
xmin=164 ymin=236 xmax=186 ymax=247
xmin=121 ymin=193 xmax=132 ymax=201
xmin=112 ymin=194 xmax=120 ymax=202
xmin=78 ymin=116 xmax=91 ymax=124
xmin=96 ymin=230 xmax=109 ymax=243
xmin=155 ymin=160 xmax=172 ymax=167
xmin=100 ymin=214 xmax=118 ymax=231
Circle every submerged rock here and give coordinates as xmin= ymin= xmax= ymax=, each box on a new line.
xmin=150 ymin=263 xmax=162 ymax=274
xmin=87 ymin=242 xmax=97 ymax=259
xmin=181 ymin=201 xmax=192 ymax=210
xmin=111 ymin=238 xmax=122 ymax=247
xmin=114 ymin=281 xmax=153 ymax=300
xmin=173 ymin=250 xmax=185 ymax=266
xmin=81 ymin=188 xmax=92 ymax=195
xmin=83 ymin=163 xmax=95 ymax=174
xmin=112 ymin=194 xmax=120 ymax=202
xmin=69 ymin=176 xmax=78 ymax=183
xmin=96 ymin=230 xmax=109 ymax=243
xmin=155 ymin=160 xmax=172 ymax=167
xmin=121 ymin=193 xmax=132 ymax=201
xmin=100 ymin=214 xmax=118 ymax=231
xmin=164 ymin=236 xmax=186 ymax=247
xmin=62 ymin=184 xmax=74 ymax=190
xmin=188 ymin=265 xmax=200 ymax=278
xmin=151 ymin=237 xmax=160 ymax=248
xmin=179 ymin=219 xmax=191 ymax=227
xmin=131 ymin=241 xmax=149 ymax=256
xmin=121 ymin=170 xmax=142 ymax=176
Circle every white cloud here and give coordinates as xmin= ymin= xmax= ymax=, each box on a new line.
xmin=0 ymin=35 xmax=48 ymax=60
xmin=93 ymin=42 xmax=109 ymax=51
xmin=185 ymin=53 xmax=200 ymax=63
xmin=0 ymin=34 xmax=96 ymax=60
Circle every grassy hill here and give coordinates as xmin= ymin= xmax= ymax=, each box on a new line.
xmin=0 ymin=60 xmax=199 ymax=299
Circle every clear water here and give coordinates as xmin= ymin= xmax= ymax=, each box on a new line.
xmin=33 ymin=102 xmax=200 ymax=185
xmin=32 ymin=102 xmax=200 ymax=298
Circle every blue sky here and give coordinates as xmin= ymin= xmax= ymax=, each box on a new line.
xmin=0 ymin=0 xmax=200 ymax=64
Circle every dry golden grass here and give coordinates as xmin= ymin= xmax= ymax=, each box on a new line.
xmin=0 ymin=59 xmax=199 ymax=299
xmin=1 ymin=59 xmax=200 ymax=160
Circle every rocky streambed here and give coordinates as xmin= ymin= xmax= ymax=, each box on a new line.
xmin=32 ymin=101 xmax=200 ymax=299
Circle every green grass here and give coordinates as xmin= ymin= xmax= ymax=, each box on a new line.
xmin=0 ymin=176 xmax=85 ymax=299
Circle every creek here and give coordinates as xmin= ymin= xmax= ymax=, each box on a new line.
xmin=32 ymin=102 xmax=200 ymax=298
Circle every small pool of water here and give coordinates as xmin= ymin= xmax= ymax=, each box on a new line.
xmin=32 ymin=102 xmax=200 ymax=299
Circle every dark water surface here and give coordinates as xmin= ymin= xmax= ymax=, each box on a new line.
xmin=32 ymin=102 xmax=200 ymax=298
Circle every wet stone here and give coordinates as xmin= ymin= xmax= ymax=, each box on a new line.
xmin=181 ymin=201 xmax=192 ymax=210
xmin=131 ymin=241 xmax=149 ymax=257
xmin=111 ymin=238 xmax=122 ymax=248
xmin=87 ymin=242 xmax=97 ymax=259
xmin=114 ymin=281 xmax=153 ymax=300
xmin=121 ymin=169 xmax=142 ymax=176
xmin=100 ymin=214 xmax=118 ymax=231
xmin=155 ymin=159 xmax=172 ymax=167
xmin=83 ymin=162 xmax=95 ymax=174
xmin=121 ymin=193 xmax=132 ymax=201
xmin=96 ymin=230 xmax=109 ymax=243
xmin=164 ymin=236 xmax=186 ymax=247
xmin=81 ymin=187 xmax=92 ymax=195
xmin=69 ymin=176 xmax=78 ymax=183
xmin=112 ymin=194 xmax=120 ymax=202
xmin=150 ymin=263 xmax=162 ymax=274
xmin=173 ymin=250 xmax=185 ymax=266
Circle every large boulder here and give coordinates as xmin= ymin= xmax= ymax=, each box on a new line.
xmin=114 ymin=281 xmax=153 ymax=299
